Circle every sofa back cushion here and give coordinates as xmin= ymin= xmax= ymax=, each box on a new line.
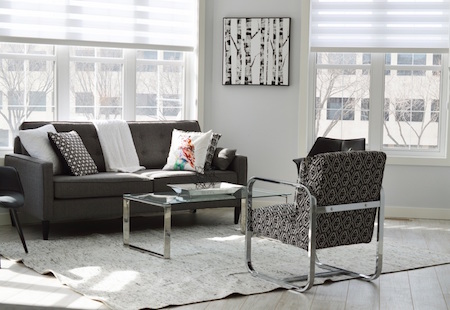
xmin=18 ymin=121 xmax=107 ymax=172
xmin=17 ymin=120 xmax=201 ymax=171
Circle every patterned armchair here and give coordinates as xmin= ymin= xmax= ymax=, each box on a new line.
xmin=246 ymin=151 xmax=386 ymax=292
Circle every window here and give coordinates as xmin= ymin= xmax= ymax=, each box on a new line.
xmin=397 ymin=54 xmax=426 ymax=76
xmin=361 ymin=99 xmax=369 ymax=121
xmin=431 ymin=100 xmax=440 ymax=122
xmin=136 ymin=50 xmax=185 ymax=121
xmin=326 ymin=98 xmax=355 ymax=121
xmin=70 ymin=47 xmax=124 ymax=120
xmin=0 ymin=1 xmax=197 ymax=152
xmin=394 ymin=99 xmax=424 ymax=122
xmin=315 ymin=53 xmax=370 ymax=139
xmin=29 ymin=91 xmax=46 ymax=112
xmin=314 ymin=52 xmax=447 ymax=154
xmin=384 ymin=54 xmax=443 ymax=150
xmin=75 ymin=92 xmax=94 ymax=115
xmin=136 ymin=93 xmax=157 ymax=116
xmin=0 ymin=43 xmax=191 ymax=149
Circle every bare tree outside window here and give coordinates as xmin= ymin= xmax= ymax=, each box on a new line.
xmin=70 ymin=47 xmax=123 ymax=120
xmin=0 ymin=43 xmax=54 ymax=147
xmin=384 ymin=54 xmax=441 ymax=149
xmin=315 ymin=53 xmax=369 ymax=138
xmin=136 ymin=50 xmax=184 ymax=121
xmin=315 ymin=52 xmax=443 ymax=151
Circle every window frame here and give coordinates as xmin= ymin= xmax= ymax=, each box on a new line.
xmin=0 ymin=44 xmax=195 ymax=157
xmin=311 ymin=52 xmax=449 ymax=163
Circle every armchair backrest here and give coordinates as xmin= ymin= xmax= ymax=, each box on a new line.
xmin=293 ymin=137 xmax=366 ymax=174
xmin=307 ymin=137 xmax=366 ymax=157
xmin=298 ymin=151 xmax=385 ymax=207
xmin=0 ymin=166 xmax=24 ymax=194
xmin=296 ymin=151 xmax=386 ymax=249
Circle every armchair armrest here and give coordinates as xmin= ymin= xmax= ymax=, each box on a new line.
xmin=4 ymin=153 xmax=54 ymax=221
xmin=245 ymin=176 xmax=315 ymax=231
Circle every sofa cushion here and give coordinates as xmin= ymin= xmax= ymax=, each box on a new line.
xmin=54 ymin=172 xmax=153 ymax=199
xmin=48 ymin=131 xmax=99 ymax=176
xmin=212 ymin=148 xmax=236 ymax=170
xmin=136 ymin=169 xmax=238 ymax=192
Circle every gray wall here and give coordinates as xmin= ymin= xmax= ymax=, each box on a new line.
xmin=202 ymin=0 xmax=450 ymax=219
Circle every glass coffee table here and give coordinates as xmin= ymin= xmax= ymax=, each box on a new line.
xmin=123 ymin=187 xmax=290 ymax=259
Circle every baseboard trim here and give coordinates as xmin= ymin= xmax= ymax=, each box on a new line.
xmin=385 ymin=206 xmax=450 ymax=220
xmin=1 ymin=205 xmax=449 ymax=227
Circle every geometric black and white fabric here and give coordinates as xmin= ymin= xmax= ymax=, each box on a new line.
xmin=251 ymin=151 xmax=386 ymax=251
xmin=204 ymin=132 xmax=221 ymax=171
xmin=48 ymin=131 xmax=98 ymax=176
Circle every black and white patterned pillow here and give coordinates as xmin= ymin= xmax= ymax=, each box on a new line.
xmin=204 ymin=132 xmax=221 ymax=171
xmin=48 ymin=131 xmax=98 ymax=176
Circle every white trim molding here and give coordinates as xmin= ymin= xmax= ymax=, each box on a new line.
xmin=385 ymin=206 xmax=450 ymax=220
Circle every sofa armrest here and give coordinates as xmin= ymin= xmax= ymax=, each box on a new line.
xmin=4 ymin=153 xmax=54 ymax=221
xmin=228 ymin=154 xmax=247 ymax=186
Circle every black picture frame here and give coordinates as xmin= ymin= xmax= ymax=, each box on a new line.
xmin=222 ymin=17 xmax=291 ymax=86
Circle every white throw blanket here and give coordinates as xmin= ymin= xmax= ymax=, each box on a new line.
xmin=93 ymin=120 xmax=144 ymax=173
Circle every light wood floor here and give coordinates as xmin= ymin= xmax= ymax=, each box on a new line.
xmin=0 ymin=208 xmax=449 ymax=310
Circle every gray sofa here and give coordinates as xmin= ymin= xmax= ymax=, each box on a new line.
xmin=5 ymin=120 xmax=247 ymax=240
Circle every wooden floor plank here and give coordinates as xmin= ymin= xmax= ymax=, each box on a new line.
xmin=345 ymin=278 xmax=380 ymax=310
xmin=275 ymin=288 xmax=316 ymax=310
xmin=239 ymin=290 xmax=284 ymax=310
xmin=409 ymin=267 xmax=448 ymax=310
xmin=310 ymin=280 xmax=349 ymax=310
xmin=379 ymin=272 xmax=413 ymax=310
xmin=435 ymin=264 xmax=450 ymax=309
xmin=0 ymin=212 xmax=449 ymax=310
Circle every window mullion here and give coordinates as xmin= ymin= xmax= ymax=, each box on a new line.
xmin=56 ymin=45 xmax=70 ymax=120
xmin=123 ymin=49 xmax=136 ymax=121
xmin=368 ymin=53 xmax=385 ymax=151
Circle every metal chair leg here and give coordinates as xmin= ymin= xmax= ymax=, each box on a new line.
xmin=9 ymin=209 xmax=28 ymax=253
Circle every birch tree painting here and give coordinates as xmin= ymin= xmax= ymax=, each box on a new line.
xmin=223 ymin=17 xmax=290 ymax=86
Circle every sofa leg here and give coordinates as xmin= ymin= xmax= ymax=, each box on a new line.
xmin=234 ymin=206 xmax=240 ymax=224
xmin=42 ymin=221 xmax=50 ymax=240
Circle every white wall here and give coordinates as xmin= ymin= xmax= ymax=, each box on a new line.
xmin=203 ymin=0 xmax=302 ymax=183
xmin=202 ymin=0 xmax=450 ymax=219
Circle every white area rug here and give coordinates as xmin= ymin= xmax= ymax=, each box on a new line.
xmin=1 ymin=223 xmax=450 ymax=310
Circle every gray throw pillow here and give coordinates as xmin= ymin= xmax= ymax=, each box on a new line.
xmin=48 ymin=131 xmax=98 ymax=176
xmin=212 ymin=148 xmax=236 ymax=170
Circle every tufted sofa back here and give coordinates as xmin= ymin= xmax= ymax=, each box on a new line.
xmin=15 ymin=120 xmax=201 ymax=172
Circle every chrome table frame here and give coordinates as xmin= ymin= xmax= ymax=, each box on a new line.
xmin=245 ymin=176 xmax=385 ymax=292
xmin=123 ymin=197 xmax=171 ymax=259
xmin=123 ymin=191 xmax=244 ymax=259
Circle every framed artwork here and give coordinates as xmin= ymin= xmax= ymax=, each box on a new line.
xmin=222 ymin=17 xmax=290 ymax=86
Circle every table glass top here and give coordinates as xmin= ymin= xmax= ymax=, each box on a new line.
xmin=123 ymin=187 xmax=290 ymax=207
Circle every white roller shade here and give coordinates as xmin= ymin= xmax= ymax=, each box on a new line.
xmin=0 ymin=0 xmax=197 ymax=51
xmin=311 ymin=0 xmax=450 ymax=53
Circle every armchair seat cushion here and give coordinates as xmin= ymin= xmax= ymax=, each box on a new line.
xmin=252 ymin=203 xmax=309 ymax=249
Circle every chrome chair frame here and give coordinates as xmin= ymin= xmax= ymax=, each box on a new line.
xmin=245 ymin=176 xmax=384 ymax=292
